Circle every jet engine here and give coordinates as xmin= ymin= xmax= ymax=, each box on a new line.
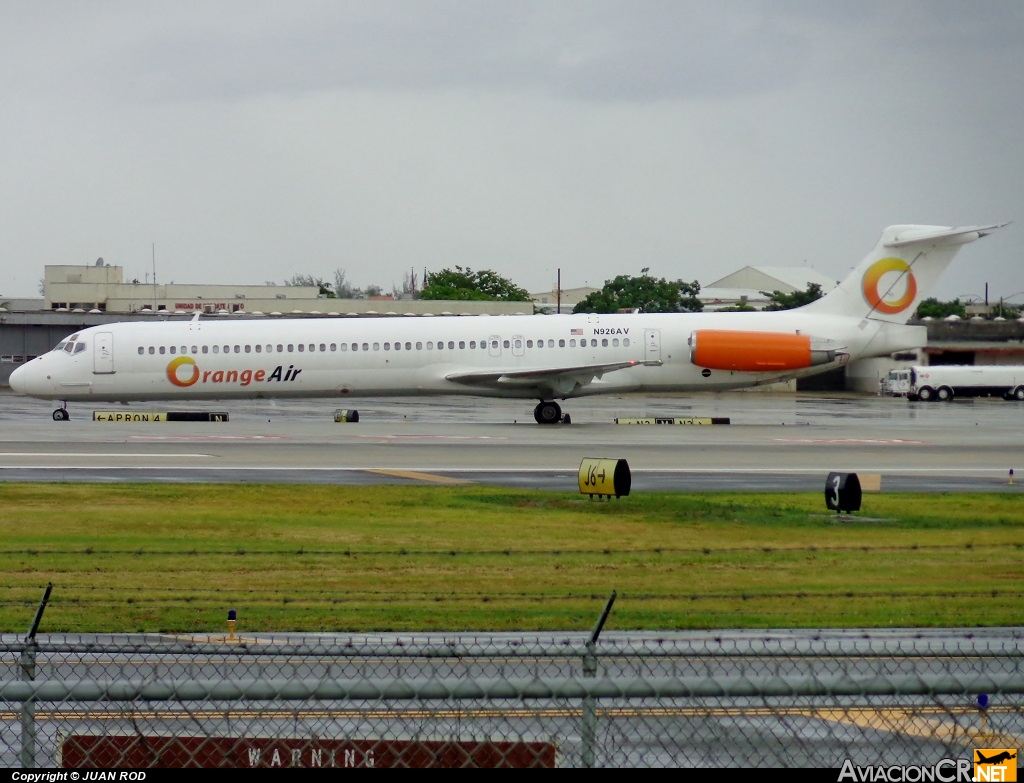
xmin=689 ymin=330 xmax=838 ymax=372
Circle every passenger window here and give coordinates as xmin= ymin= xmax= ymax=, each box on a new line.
xmin=212 ymin=345 xmax=219 ymax=354
xmin=437 ymin=341 xmax=444 ymax=350
xmin=373 ymin=342 xmax=380 ymax=351
xmin=224 ymin=345 xmax=230 ymax=353
xmin=170 ymin=346 xmax=177 ymax=355
xmin=526 ymin=340 xmax=533 ymax=348
xmin=192 ymin=345 xmax=198 ymax=353
xmin=384 ymin=343 xmax=391 ymax=351
xmin=319 ymin=343 xmax=326 ymax=352
xmin=559 ymin=339 xmax=565 ymax=347
xmin=514 ymin=339 xmax=522 ymax=349
xmin=613 ymin=338 xmax=619 ymax=347
xmin=255 ymin=345 xmax=262 ymax=353
xmin=159 ymin=346 xmax=166 ymax=355
xmin=148 ymin=347 xmax=155 ymax=355
xmin=138 ymin=347 xmax=144 ymax=355
xmin=503 ymin=340 xmax=510 ymax=349
xmin=569 ymin=339 xmax=576 ymax=347
xmin=202 ymin=346 xmax=209 ymax=354
xmin=405 ymin=342 xmax=412 ymax=351
xmin=277 ymin=344 xmax=283 ymax=352
xmin=427 ymin=342 xmax=434 ymax=349
xmin=470 ymin=341 xmax=476 ymax=349
xmin=548 ymin=339 xmax=554 ymax=348
xmin=330 ymin=343 xmax=336 ymax=351
xmin=416 ymin=342 xmax=423 ymax=350
xmin=234 ymin=345 xmax=241 ymax=353
xmin=458 ymin=341 xmax=465 ymax=349
xmin=448 ymin=341 xmax=454 ymax=349
xmin=308 ymin=344 xmax=314 ymax=352
xmin=623 ymin=338 xmax=630 ymax=347
xmin=245 ymin=345 xmax=252 ymax=353
xmin=341 ymin=343 xmax=348 ymax=351
xmin=298 ymin=344 xmax=304 ymax=352
xmin=361 ymin=343 xmax=368 ymax=351
xmin=287 ymin=344 xmax=294 ymax=352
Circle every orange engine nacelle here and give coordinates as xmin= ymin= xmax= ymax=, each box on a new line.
xmin=689 ymin=330 xmax=835 ymax=372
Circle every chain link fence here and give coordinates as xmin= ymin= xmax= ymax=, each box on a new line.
xmin=2 ymin=627 xmax=1022 ymax=768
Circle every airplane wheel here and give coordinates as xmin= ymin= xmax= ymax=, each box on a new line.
xmin=533 ymin=401 xmax=562 ymax=424
xmin=1015 ymin=387 xmax=1024 ymax=401
xmin=52 ymin=409 xmax=69 ymax=421
xmin=917 ymin=386 xmax=934 ymax=402
xmin=937 ymin=386 xmax=953 ymax=402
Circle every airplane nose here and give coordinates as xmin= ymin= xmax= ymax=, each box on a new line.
xmin=9 ymin=363 xmax=27 ymax=394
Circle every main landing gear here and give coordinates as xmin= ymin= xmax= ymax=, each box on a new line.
xmin=533 ymin=400 xmax=570 ymax=425
xmin=52 ymin=402 xmax=69 ymax=421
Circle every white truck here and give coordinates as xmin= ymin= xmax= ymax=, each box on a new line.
xmin=903 ymin=365 xmax=1024 ymax=402
xmin=880 ymin=368 xmax=912 ymax=397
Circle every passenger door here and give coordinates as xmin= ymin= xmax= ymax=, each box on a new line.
xmin=93 ymin=331 xmax=115 ymax=374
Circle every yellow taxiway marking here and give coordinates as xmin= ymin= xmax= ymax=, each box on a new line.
xmin=161 ymin=634 xmax=276 ymax=646
xmin=366 ymin=469 xmax=473 ymax=485
xmin=807 ymin=708 xmax=1022 ymax=745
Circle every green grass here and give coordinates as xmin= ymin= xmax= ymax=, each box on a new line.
xmin=1 ymin=484 xmax=1021 ymax=633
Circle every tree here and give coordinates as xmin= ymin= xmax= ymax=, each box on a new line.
xmin=715 ymin=301 xmax=756 ymax=312
xmin=573 ymin=270 xmax=702 ymax=314
xmin=392 ymin=269 xmax=420 ymax=300
xmin=760 ymin=282 xmax=824 ymax=311
xmin=420 ymin=266 xmax=531 ymax=301
xmin=285 ymin=274 xmax=334 ymax=298
xmin=915 ymin=297 xmax=966 ymax=319
xmin=333 ymin=268 xmax=357 ymax=299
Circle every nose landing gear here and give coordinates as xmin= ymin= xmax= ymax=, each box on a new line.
xmin=52 ymin=403 xmax=69 ymax=421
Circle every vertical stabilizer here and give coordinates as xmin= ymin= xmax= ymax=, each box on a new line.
xmin=800 ymin=224 xmax=1004 ymax=324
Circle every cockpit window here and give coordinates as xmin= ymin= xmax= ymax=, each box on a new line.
xmin=74 ymin=342 xmax=87 ymax=354
xmin=57 ymin=333 xmax=82 ymax=354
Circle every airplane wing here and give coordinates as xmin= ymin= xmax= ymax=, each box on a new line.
xmin=446 ymin=359 xmax=660 ymax=397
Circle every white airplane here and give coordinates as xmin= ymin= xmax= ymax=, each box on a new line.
xmin=10 ymin=223 xmax=1003 ymax=423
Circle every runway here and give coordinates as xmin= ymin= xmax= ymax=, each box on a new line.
xmin=1 ymin=389 xmax=1022 ymax=491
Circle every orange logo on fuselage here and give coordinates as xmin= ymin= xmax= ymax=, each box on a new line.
xmin=861 ymin=257 xmax=918 ymax=315
xmin=165 ymin=358 xmax=302 ymax=388
xmin=166 ymin=356 xmax=200 ymax=387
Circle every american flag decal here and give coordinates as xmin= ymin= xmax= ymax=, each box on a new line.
xmin=570 ymin=328 xmax=584 ymax=335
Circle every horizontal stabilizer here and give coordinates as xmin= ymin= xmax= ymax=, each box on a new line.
xmin=885 ymin=223 xmax=1008 ymax=248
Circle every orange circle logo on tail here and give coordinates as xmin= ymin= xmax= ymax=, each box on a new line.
xmin=862 ymin=258 xmax=918 ymax=315
xmin=166 ymin=356 xmax=200 ymax=387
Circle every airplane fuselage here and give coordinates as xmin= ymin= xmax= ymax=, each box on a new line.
xmin=12 ymin=310 xmax=918 ymax=403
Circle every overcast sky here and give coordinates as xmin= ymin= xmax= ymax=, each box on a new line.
xmin=2 ymin=1 xmax=1022 ymax=304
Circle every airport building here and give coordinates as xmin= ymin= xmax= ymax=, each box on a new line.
xmin=40 ymin=261 xmax=529 ymax=318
